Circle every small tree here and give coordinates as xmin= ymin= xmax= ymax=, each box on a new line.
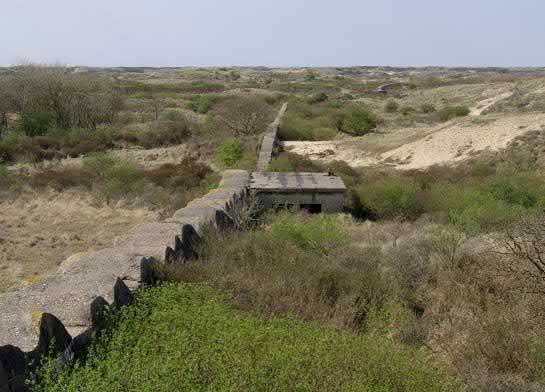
xmin=215 ymin=96 xmax=270 ymax=136
xmin=385 ymin=100 xmax=399 ymax=113
xmin=492 ymin=215 xmax=545 ymax=293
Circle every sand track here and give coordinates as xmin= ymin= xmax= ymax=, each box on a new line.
xmin=283 ymin=113 xmax=545 ymax=170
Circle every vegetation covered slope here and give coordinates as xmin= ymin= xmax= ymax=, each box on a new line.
xmin=35 ymin=283 xmax=459 ymax=392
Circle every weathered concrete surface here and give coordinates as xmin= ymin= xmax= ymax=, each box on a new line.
xmin=250 ymin=172 xmax=346 ymax=193
xmin=256 ymin=103 xmax=288 ymax=171
xmin=0 ymin=170 xmax=250 ymax=353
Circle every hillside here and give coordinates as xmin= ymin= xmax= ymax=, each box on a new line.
xmin=1 ymin=66 xmax=544 ymax=392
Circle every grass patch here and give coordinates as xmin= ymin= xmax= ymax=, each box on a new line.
xmin=278 ymin=98 xmax=377 ymax=141
xmin=35 ymin=283 xmax=460 ymax=392
xmin=215 ymin=138 xmax=243 ymax=167
xmin=437 ymin=106 xmax=470 ymax=122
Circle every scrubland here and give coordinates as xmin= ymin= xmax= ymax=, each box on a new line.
xmin=2 ymin=65 xmax=545 ymax=391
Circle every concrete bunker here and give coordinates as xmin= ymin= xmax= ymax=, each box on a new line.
xmin=250 ymin=172 xmax=347 ymax=213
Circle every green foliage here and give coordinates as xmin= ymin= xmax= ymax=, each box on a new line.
xmin=0 ymin=164 xmax=7 ymax=177
xmin=337 ymin=105 xmax=377 ymax=136
xmin=306 ymin=92 xmax=328 ymax=104
xmin=268 ymin=153 xmax=322 ymax=172
xmin=101 ymin=162 xmax=146 ymax=200
xmin=356 ymin=177 xmax=423 ymax=220
xmin=269 ymin=213 xmax=351 ymax=255
xmin=125 ymin=80 xmax=226 ymax=95
xmin=34 ymin=283 xmax=459 ymax=392
xmin=400 ymin=106 xmax=415 ymax=116
xmin=215 ymin=138 xmax=243 ymax=168
xmin=385 ymin=99 xmax=399 ymax=113
xmin=186 ymin=94 xmax=221 ymax=113
xmin=428 ymin=173 xmax=545 ymax=233
xmin=420 ymin=103 xmax=436 ymax=113
xmin=279 ymin=115 xmax=337 ymax=140
xmin=277 ymin=98 xmax=342 ymax=141
xmin=438 ymin=106 xmax=470 ymax=122
xmin=20 ymin=111 xmax=55 ymax=136
xmin=82 ymin=152 xmax=117 ymax=177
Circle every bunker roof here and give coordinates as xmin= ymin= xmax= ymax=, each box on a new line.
xmin=250 ymin=172 xmax=347 ymax=193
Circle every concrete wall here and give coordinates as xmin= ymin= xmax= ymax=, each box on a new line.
xmin=0 ymin=102 xmax=289 ymax=391
xmin=256 ymin=103 xmax=288 ymax=171
xmin=0 ymin=170 xmax=249 ymax=391
xmin=256 ymin=192 xmax=345 ymax=213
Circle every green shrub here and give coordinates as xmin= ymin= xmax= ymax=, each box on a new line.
xmin=82 ymin=152 xmax=118 ymax=177
xmin=400 ymin=106 xmax=415 ymax=116
xmin=278 ymin=115 xmax=336 ymax=141
xmin=356 ymin=178 xmax=423 ymax=220
xmin=385 ymin=100 xmax=399 ymax=113
xmin=215 ymin=138 xmax=243 ymax=167
xmin=35 ymin=283 xmax=459 ymax=392
xmin=269 ymin=213 xmax=350 ymax=255
xmin=438 ymin=106 xmax=470 ymax=122
xmin=0 ymin=164 xmax=7 ymax=177
xmin=268 ymin=153 xmax=322 ymax=173
xmin=186 ymin=94 xmax=221 ymax=114
xmin=428 ymin=173 xmax=545 ymax=232
xmin=101 ymin=162 xmax=145 ymax=200
xmin=307 ymin=92 xmax=328 ymax=104
xmin=420 ymin=103 xmax=436 ymax=113
xmin=338 ymin=105 xmax=377 ymax=136
xmin=20 ymin=111 xmax=55 ymax=136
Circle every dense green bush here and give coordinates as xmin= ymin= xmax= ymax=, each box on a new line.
xmin=400 ymin=106 xmax=415 ymax=116
xmin=268 ymin=153 xmax=322 ymax=172
xmin=307 ymin=92 xmax=329 ymax=104
xmin=101 ymin=162 xmax=146 ymax=200
xmin=82 ymin=152 xmax=118 ymax=177
xmin=215 ymin=138 xmax=243 ymax=167
xmin=337 ymin=105 xmax=377 ymax=136
xmin=186 ymin=94 xmax=221 ymax=113
xmin=438 ymin=106 xmax=470 ymax=122
xmin=20 ymin=111 xmax=55 ymax=137
xmin=269 ymin=212 xmax=350 ymax=255
xmin=420 ymin=103 xmax=436 ymax=113
xmin=385 ymin=100 xmax=399 ymax=113
xmin=35 ymin=283 xmax=459 ymax=392
xmin=278 ymin=115 xmax=337 ymax=141
xmin=356 ymin=177 xmax=423 ymax=220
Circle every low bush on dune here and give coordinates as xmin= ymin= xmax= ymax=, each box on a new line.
xmin=356 ymin=177 xmax=424 ymax=220
xmin=437 ymin=106 xmax=470 ymax=122
xmin=185 ymin=94 xmax=222 ymax=113
xmin=337 ymin=105 xmax=377 ymax=136
xmin=278 ymin=98 xmax=377 ymax=141
xmin=269 ymin=212 xmax=350 ymax=255
xmin=35 ymin=283 xmax=459 ymax=392
xmin=385 ymin=99 xmax=399 ymax=113
xmin=215 ymin=138 xmax=243 ymax=167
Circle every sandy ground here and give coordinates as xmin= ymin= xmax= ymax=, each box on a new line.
xmin=8 ymin=144 xmax=193 ymax=175
xmin=469 ymin=91 xmax=513 ymax=116
xmin=0 ymin=191 xmax=157 ymax=293
xmin=283 ymin=112 xmax=545 ymax=170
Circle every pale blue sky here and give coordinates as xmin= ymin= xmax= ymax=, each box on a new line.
xmin=1 ymin=0 xmax=544 ymax=67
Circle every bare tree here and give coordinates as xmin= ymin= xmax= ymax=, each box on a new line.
xmin=215 ymin=96 xmax=270 ymax=136
xmin=491 ymin=214 xmax=545 ymax=293
xmin=0 ymin=64 xmax=122 ymax=133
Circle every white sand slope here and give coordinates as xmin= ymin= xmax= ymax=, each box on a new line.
xmin=283 ymin=113 xmax=545 ymax=170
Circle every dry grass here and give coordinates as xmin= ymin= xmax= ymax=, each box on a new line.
xmin=155 ymin=212 xmax=545 ymax=390
xmin=0 ymin=190 xmax=157 ymax=292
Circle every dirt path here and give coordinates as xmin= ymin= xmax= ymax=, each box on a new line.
xmin=469 ymin=91 xmax=512 ymax=116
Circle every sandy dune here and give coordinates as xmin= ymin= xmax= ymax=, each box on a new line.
xmin=283 ymin=113 xmax=545 ymax=170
